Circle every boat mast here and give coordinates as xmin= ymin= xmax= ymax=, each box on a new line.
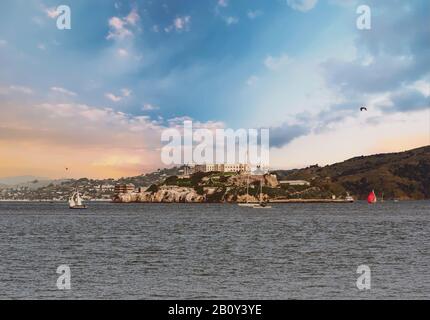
xmin=245 ymin=149 xmax=249 ymax=203
xmin=259 ymin=164 xmax=264 ymax=203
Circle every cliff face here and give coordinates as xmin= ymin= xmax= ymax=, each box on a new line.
xmin=227 ymin=174 xmax=279 ymax=187
xmin=113 ymin=186 xmax=205 ymax=203
xmin=112 ymin=174 xmax=278 ymax=203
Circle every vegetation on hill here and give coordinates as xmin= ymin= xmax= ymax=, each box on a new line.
xmin=273 ymin=145 xmax=430 ymax=200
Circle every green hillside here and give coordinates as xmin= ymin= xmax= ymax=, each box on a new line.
xmin=273 ymin=145 xmax=430 ymax=200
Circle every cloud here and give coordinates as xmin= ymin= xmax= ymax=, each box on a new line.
xmin=166 ymin=16 xmax=191 ymax=33
xmin=142 ymin=103 xmax=159 ymax=111
xmin=125 ymin=8 xmax=140 ymax=25
xmin=269 ymin=123 xmax=310 ymax=148
xmin=121 ymin=88 xmax=132 ymax=97
xmin=45 ymin=7 xmax=60 ymax=19
xmin=164 ymin=16 xmax=191 ymax=33
xmin=117 ymin=48 xmax=129 ymax=57
xmin=264 ymin=54 xmax=290 ymax=71
xmin=106 ymin=8 xmax=140 ymax=40
xmin=247 ymin=10 xmax=263 ymax=19
xmin=287 ymin=0 xmax=318 ymax=12
xmin=384 ymin=86 xmax=430 ymax=113
xmin=268 ymin=79 xmax=430 ymax=149
xmin=105 ymin=88 xmax=132 ymax=102
xmin=105 ymin=93 xmax=122 ymax=102
xmin=412 ymin=80 xmax=430 ymax=97
xmin=0 ymin=102 xmax=162 ymax=146
xmin=0 ymin=85 xmax=33 ymax=95
xmin=0 ymin=100 xmax=227 ymax=177
xmin=107 ymin=17 xmax=132 ymax=40
xmin=50 ymin=87 xmax=77 ymax=96
xmin=246 ymin=75 xmax=259 ymax=86
xmin=224 ymin=16 xmax=239 ymax=25
xmin=92 ymin=155 xmax=143 ymax=167
xmin=317 ymin=0 xmax=430 ymax=131
xmin=152 ymin=25 xmax=160 ymax=33
xmin=0 ymin=39 xmax=7 ymax=46
xmin=321 ymin=56 xmax=418 ymax=95
xmin=217 ymin=0 xmax=228 ymax=8
xmin=257 ymin=0 xmax=429 ymax=150
xmin=0 ymin=101 xmax=166 ymax=178
xmin=322 ymin=1 xmax=430 ymax=96
xmin=175 ymin=16 xmax=191 ymax=30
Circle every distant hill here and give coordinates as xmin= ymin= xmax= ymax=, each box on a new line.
xmin=2 ymin=147 xmax=430 ymax=201
xmin=0 ymin=176 xmax=50 ymax=186
xmin=273 ymin=145 xmax=430 ymax=200
xmin=0 ymin=167 xmax=183 ymax=200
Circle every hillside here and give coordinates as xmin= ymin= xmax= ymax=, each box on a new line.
xmin=273 ymin=145 xmax=430 ymax=200
xmin=1 ymin=146 xmax=429 ymax=201
xmin=0 ymin=167 xmax=182 ymax=201
xmin=0 ymin=176 xmax=50 ymax=185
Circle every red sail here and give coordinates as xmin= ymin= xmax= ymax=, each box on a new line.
xmin=367 ymin=190 xmax=377 ymax=204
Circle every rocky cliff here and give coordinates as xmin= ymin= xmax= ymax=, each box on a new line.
xmin=112 ymin=173 xmax=277 ymax=203
xmin=113 ymin=186 xmax=205 ymax=203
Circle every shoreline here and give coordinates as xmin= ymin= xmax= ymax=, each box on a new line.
xmin=0 ymin=199 xmax=424 ymax=203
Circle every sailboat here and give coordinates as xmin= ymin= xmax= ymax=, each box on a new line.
xmin=238 ymin=170 xmax=255 ymax=207
xmin=238 ymin=152 xmax=257 ymax=207
xmin=367 ymin=190 xmax=377 ymax=204
xmin=252 ymin=171 xmax=271 ymax=209
xmin=69 ymin=188 xmax=87 ymax=209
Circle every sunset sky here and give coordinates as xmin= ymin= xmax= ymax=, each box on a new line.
xmin=0 ymin=0 xmax=429 ymax=179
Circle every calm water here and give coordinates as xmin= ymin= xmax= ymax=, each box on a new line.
xmin=0 ymin=201 xmax=429 ymax=299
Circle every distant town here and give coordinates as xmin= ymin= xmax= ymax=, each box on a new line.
xmin=1 ymin=145 xmax=429 ymax=202
xmin=0 ymin=164 xmax=314 ymax=202
xmin=0 ymin=167 xmax=181 ymax=201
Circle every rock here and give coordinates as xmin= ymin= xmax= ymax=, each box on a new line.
xmin=264 ymin=174 xmax=279 ymax=187
xmin=236 ymin=194 xmax=258 ymax=203
xmin=227 ymin=173 xmax=279 ymax=187
xmin=113 ymin=185 xmax=205 ymax=203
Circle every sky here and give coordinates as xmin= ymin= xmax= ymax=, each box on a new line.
xmin=0 ymin=0 xmax=429 ymax=179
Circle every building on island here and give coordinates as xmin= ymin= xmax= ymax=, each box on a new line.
xmin=114 ymin=183 xmax=135 ymax=194
xmin=279 ymin=180 xmax=310 ymax=186
xmin=184 ymin=163 xmax=251 ymax=175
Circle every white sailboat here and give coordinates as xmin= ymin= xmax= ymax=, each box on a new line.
xmin=252 ymin=176 xmax=271 ymax=209
xmin=69 ymin=188 xmax=87 ymax=209
xmin=238 ymin=169 xmax=256 ymax=207
xmin=238 ymin=151 xmax=256 ymax=207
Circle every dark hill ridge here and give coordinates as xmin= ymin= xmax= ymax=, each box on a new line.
xmin=272 ymin=145 xmax=430 ymax=200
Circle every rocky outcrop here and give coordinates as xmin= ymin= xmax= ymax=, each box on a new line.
xmin=227 ymin=174 xmax=279 ymax=187
xmin=112 ymin=173 xmax=277 ymax=203
xmin=113 ymin=186 xmax=205 ymax=203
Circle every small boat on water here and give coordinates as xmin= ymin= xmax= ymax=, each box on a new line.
xmin=238 ymin=152 xmax=255 ymax=207
xmin=253 ymin=173 xmax=272 ymax=209
xmin=367 ymin=190 xmax=377 ymax=204
xmin=252 ymin=202 xmax=272 ymax=209
xmin=69 ymin=189 xmax=87 ymax=209
xmin=238 ymin=163 xmax=272 ymax=209
xmin=345 ymin=192 xmax=354 ymax=202
xmin=238 ymin=203 xmax=256 ymax=207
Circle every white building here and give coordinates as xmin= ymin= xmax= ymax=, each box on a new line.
xmin=279 ymin=180 xmax=310 ymax=186
xmin=184 ymin=163 xmax=251 ymax=174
